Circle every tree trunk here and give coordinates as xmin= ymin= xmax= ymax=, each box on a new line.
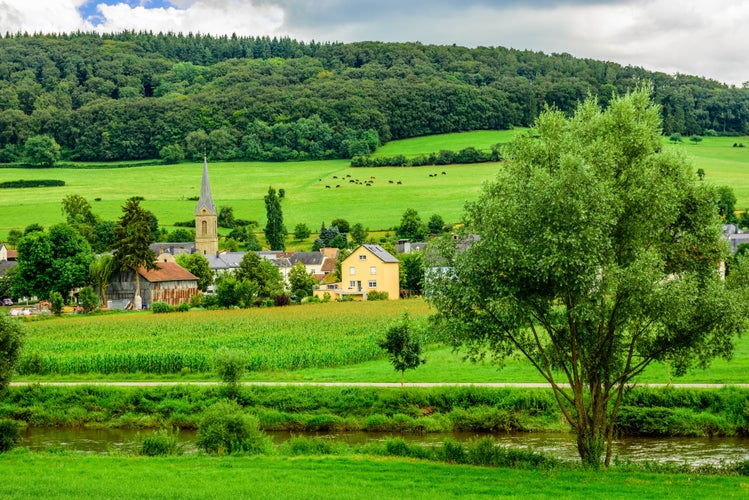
xmin=401 ymin=369 xmax=405 ymax=391
xmin=576 ymin=425 xmax=606 ymax=469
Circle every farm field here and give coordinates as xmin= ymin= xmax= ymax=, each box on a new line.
xmin=1 ymin=451 xmax=747 ymax=499
xmin=12 ymin=299 xmax=749 ymax=384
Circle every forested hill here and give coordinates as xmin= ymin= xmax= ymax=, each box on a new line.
xmin=0 ymin=32 xmax=747 ymax=163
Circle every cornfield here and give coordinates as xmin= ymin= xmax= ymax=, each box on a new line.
xmin=17 ymin=300 xmax=432 ymax=376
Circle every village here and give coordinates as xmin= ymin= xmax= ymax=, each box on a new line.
xmin=0 ymin=157 xmax=423 ymax=314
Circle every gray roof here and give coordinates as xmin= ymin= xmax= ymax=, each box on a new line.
xmin=362 ymin=244 xmax=399 ymax=263
xmin=0 ymin=260 xmax=17 ymax=276
xmin=150 ymin=242 xmax=196 ymax=256
xmin=194 ymin=157 xmax=217 ymax=216
xmin=289 ymin=252 xmax=325 ymax=266
xmin=205 ymin=251 xmax=245 ymax=271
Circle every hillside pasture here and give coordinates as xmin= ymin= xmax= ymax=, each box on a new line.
xmin=0 ymin=158 xmax=500 ymax=237
xmin=374 ymin=129 xmax=522 ymax=157
xmin=665 ymin=136 xmax=749 ymax=211
xmin=3 ymin=131 xmax=749 ymax=241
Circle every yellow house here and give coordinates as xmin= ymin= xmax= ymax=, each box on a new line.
xmin=314 ymin=244 xmax=400 ymax=301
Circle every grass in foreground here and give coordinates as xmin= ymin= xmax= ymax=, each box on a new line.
xmin=1 ymin=451 xmax=747 ymax=499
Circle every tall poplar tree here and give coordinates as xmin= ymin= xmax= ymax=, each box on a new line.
xmin=264 ymin=187 xmax=287 ymax=251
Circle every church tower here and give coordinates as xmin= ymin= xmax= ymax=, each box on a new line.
xmin=194 ymin=156 xmax=218 ymax=255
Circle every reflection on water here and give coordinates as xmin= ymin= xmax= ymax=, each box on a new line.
xmin=20 ymin=427 xmax=749 ymax=465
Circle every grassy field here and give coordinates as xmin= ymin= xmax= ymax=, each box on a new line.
xmin=374 ymin=129 xmax=521 ymax=157
xmin=0 ymin=158 xmax=500 ymax=239
xmin=665 ymin=136 xmax=749 ymax=210
xmin=2 ymin=131 xmax=749 ymax=242
xmin=1 ymin=451 xmax=747 ymax=499
xmin=11 ymin=298 xmax=749 ymax=384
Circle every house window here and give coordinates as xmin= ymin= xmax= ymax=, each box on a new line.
xmin=368 ymin=280 xmax=377 ymax=289
xmin=349 ymin=281 xmax=356 ymax=289
xmin=349 ymin=266 xmax=356 ymax=276
xmin=370 ymin=266 xmax=377 ymax=275
xmin=359 ymin=254 xmax=367 ymax=261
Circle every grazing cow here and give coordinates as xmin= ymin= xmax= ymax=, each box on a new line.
xmin=336 ymin=185 xmax=340 ymax=188
xmin=325 ymin=185 xmax=330 ymax=188
xmin=333 ymin=175 xmax=338 ymax=179
xmin=441 ymin=171 xmax=446 ymax=175
xmin=397 ymin=181 xmax=402 ymax=184
xmin=388 ymin=180 xmax=394 ymax=183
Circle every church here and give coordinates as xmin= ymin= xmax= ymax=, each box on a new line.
xmin=151 ymin=156 xmax=219 ymax=260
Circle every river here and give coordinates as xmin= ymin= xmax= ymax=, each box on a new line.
xmin=19 ymin=427 xmax=749 ymax=466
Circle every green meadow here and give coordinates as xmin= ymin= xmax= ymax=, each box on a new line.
xmin=665 ymin=136 xmax=749 ymax=209
xmin=0 ymin=159 xmax=500 ymax=238
xmin=1 ymin=452 xmax=747 ymax=499
xmin=2 ymin=131 xmax=749 ymax=242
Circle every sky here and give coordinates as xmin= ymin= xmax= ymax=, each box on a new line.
xmin=1 ymin=0 xmax=747 ymax=86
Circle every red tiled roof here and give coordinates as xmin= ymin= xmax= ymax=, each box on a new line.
xmin=6 ymin=250 xmax=17 ymax=260
xmin=138 ymin=262 xmax=197 ymax=282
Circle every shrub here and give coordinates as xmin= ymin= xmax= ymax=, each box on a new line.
xmin=78 ymin=286 xmax=99 ymax=313
xmin=214 ymin=348 xmax=246 ymax=389
xmin=176 ymin=301 xmax=190 ymax=312
xmin=151 ymin=302 xmax=174 ymax=314
xmin=0 ymin=315 xmax=25 ymax=389
xmin=0 ymin=419 xmax=21 ymax=452
xmin=139 ymin=429 xmax=182 ymax=456
xmin=367 ymin=291 xmax=389 ymax=301
xmin=196 ymin=400 xmax=272 ymax=455
xmin=49 ymin=291 xmax=64 ymax=315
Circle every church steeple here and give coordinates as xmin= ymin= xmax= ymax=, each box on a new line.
xmin=195 ymin=155 xmax=217 ymax=216
xmin=194 ymin=156 xmax=218 ymax=255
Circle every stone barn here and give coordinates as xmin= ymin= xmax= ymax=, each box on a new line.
xmin=108 ymin=262 xmax=198 ymax=309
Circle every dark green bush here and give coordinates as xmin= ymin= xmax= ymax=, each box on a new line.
xmin=196 ymin=400 xmax=272 ymax=455
xmin=0 ymin=179 xmax=65 ymax=189
xmin=139 ymin=429 xmax=182 ymax=456
xmin=151 ymin=302 xmax=174 ymax=313
xmin=0 ymin=418 xmax=21 ymax=452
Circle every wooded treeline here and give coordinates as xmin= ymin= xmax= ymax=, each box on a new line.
xmin=1 ymin=31 xmax=748 ymax=163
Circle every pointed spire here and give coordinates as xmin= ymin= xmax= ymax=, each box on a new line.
xmin=195 ymin=155 xmax=217 ymax=215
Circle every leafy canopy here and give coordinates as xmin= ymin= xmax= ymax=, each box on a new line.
xmin=429 ymin=86 xmax=748 ymax=467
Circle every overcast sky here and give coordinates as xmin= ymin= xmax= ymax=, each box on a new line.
xmin=1 ymin=0 xmax=747 ymax=86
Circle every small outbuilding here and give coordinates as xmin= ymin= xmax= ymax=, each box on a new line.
xmin=107 ymin=262 xmax=198 ymax=309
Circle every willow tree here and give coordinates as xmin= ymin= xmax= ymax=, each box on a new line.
xmin=112 ymin=197 xmax=157 ymax=309
xmin=429 ymin=87 xmax=748 ymax=467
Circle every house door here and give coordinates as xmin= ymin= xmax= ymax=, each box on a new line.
xmin=356 ymin=281 xmax=362 ymax=291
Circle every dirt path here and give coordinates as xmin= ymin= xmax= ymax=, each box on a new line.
xmin=9 ymin=381 xmax=749 ymax=388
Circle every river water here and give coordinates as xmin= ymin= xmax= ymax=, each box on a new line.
xmin=19 ymin=427 xmax=749 ymax=466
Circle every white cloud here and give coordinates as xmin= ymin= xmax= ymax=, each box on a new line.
xmin=93 ymin=1 xmax=284 ymax=36
xmin=0 ymin=1 xmax=92 ymax=33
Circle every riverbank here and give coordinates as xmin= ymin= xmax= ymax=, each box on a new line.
xmin=3 ymin=384 xmax=748 ymax=438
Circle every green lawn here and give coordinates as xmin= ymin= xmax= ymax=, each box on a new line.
xmin=1 ymin=451 xmax=747 ymax=499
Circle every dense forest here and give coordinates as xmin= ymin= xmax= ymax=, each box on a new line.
xmin=0 ymin=31 xmax=748 ymax=163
